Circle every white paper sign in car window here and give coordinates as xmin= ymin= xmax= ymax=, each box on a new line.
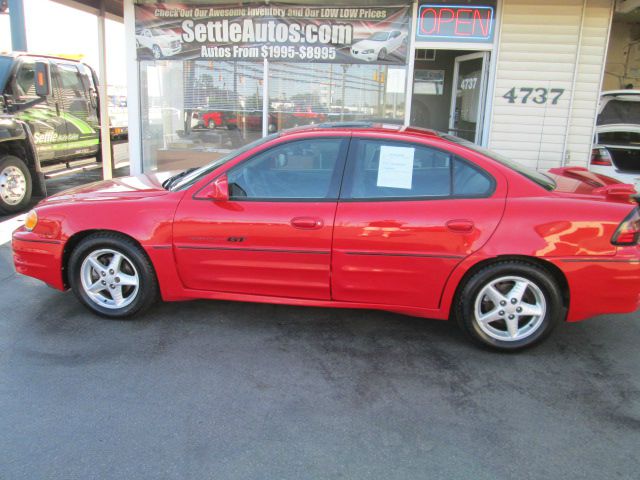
xmin=376 ymin=146 xmax=415 ymax=189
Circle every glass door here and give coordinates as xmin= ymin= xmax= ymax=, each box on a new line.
xmin=449 ymin=52 xmax=489 ymax=143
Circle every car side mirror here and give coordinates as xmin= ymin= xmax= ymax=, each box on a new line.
xmin=34 ymin=62 xmax=50 ymax=97
xmin=208 ymin=174 xmax=229 ymax=202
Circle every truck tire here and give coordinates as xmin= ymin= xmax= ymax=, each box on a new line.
xmin=0 ymin=154 xmax=32 ymax=214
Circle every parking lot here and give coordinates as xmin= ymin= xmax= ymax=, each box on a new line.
xmin=1 ymin=231 xmax=639 ymax=478
xmin=1 ymin=143 xmax=639 ymax=479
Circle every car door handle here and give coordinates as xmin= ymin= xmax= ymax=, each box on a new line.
xmin=446 ymin=219 xmax=475 ymax=233
xmin=291 ymin=217 xmax=323 ymax=230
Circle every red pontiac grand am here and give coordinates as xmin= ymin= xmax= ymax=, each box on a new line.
xmin=12 ymin=123 xmax=640 ymax=350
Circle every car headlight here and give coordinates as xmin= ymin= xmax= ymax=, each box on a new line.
xmin=362 ymin=49 xmax=375 ymax=54
xmin=24 ymin=210 xmax=38 ymax=231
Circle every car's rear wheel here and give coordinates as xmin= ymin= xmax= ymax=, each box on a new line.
xmin=453 ymin=261 xmax=563 ymax=351
xmin=68 ymin=233 xmax=159 ymax=318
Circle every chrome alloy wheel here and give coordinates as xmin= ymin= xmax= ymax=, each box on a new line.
xmin=0 ymin=165 xmax=27 ymax=206
xmin=80 ymin=249 xmax=140 ymax=309
xmin=473 ymin=276 xmax=546 ymax=342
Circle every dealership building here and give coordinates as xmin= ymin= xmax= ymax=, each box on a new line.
xmin=118 ymin=0 xmax=634 ymax=174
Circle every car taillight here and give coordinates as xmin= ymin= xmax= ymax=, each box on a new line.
xmin=591 ymin=147 xmax=612 ymax=166
xmin=612 ymin=208 xmax=640 ymax=246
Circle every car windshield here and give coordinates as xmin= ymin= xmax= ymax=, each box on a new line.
xmin=151 ymin=29 xmax=170 ymax=36
xmin=0 ymin=56 xmax=14 ymax=92
xmin=598 ymin=97 xmax=640 ymax=125
xmin=443 ymin=134 xmax=557 ymax=191
xmin=167 ymin=133 xmax=278 ymax=191
xmin=368 ymin=32 xmax=389 ymax=41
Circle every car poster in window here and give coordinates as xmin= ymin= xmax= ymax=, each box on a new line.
xmin=377 ymin=146 xmax=415 ymax=189
xmin=135 ymin=3 xmax=411 ymax=64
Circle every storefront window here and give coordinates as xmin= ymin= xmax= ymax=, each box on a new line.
xmin=140 ymin=60 xmax=263 ymax=172
xmin=269 ymin=63 xmax=405 ymax=131
xmin=136 ymin=2 xmax=411 ymax=172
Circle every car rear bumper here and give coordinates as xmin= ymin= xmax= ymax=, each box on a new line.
xmin=12 ymin=228 xmax=65 ymax=291
xmin=550 ymin=254 xmax=640 ymax=321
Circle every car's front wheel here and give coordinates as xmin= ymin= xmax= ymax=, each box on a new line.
xmin=0 ymin=154 xmax=32 ymax=213
xmin=453 ymin=261 xmax=563 ymax=351
xmin=68 ymin=233 xmax=159 ymax=318
xmin=152 ymin=45 xmax=163 ymax=59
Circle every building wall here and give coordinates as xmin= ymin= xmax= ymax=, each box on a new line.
xmin=488 ymin=0 xmax=613 ymax=170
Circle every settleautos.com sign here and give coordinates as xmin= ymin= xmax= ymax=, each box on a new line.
xmin=134 ymin=3 xmax=411 ymax=64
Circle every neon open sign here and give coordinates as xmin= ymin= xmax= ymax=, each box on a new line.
xmin=416 ymin=4 xmax=495 ymax=43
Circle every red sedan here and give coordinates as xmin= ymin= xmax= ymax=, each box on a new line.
xmin=12 ymin=123 xmax=640 ymax=350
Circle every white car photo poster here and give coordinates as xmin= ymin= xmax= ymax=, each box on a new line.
xmin=134 ymin=2 xmax=410 ymax=64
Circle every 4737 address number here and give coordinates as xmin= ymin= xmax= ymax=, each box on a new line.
xmin=502 ymin=87 xmax=565 ymax=105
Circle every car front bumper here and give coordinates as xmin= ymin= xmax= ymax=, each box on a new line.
xmin=12 ymin=227 xmax=65 ymax=291
xmin=350 ymin=51 xmax=377 ymax=62
xmin=161 ymin=44 xmax=182 ymax=57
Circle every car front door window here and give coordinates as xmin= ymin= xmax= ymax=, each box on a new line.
xmin=227 ymin=137 xmax=347 ymax=200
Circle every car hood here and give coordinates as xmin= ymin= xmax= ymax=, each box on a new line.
xmin=352 ymin=40 xmax=383 ymax=50
xmin=40 ymin=172 xmax=175 ymax=205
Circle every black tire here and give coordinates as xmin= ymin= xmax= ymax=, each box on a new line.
xmin=453 ymin=261 xmax=564 ymax=351
xmin=0 ymin=154 xmax=32 ymax=214
xmin=377 ymin=48 xmax=387 ymax=61
xmin=68 ymin=232 xmax=159 ymax=318
xmin=152 ymin=45 xmax=163 ymax=60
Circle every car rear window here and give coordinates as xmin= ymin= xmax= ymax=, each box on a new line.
xmin=443 ymin=134 xmax=556 ymax=191
xmin=598 ymin=97 xmax=640 ymax=125
xmin=598 ymin=130 xmax=640 ymax=146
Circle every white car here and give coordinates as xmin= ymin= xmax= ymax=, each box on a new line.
xmin=350 ymin=30 xmax=406 ymax=62
xmin=590 ymin=90 xmax=640 ymax=192
xmin=136 ymin=28 xmax=182 ymax=59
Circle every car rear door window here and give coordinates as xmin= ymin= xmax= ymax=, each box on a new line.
xmin=342 ymin=138 xmax=493 ymax=200
xmin=227 ymin=137 xmax=348 ymax=200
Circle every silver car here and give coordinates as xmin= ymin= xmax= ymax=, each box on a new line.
xmin=590 ymin=90 xmax=640 ymax=191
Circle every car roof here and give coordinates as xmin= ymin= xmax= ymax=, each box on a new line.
xmin=277 ymin=121 xmax=442 ymax=139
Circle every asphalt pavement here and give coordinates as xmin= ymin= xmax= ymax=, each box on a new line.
xmin=0 ymin=146 xmax=639 ymax=478
xmin=1 ymin=237 xmax=639 ymax=478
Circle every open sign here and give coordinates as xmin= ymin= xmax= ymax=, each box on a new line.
xmin=417 ymin=4 xmax=495 ymax=43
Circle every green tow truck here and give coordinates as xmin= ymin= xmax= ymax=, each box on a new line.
xmin=0 ymin=53 xmax=127 ymax=213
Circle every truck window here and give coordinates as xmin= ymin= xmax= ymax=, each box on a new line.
xmin=77 ymin=64 xmax=96 ymax=92
xmin=57 ymin=64 xmax=86 ymax=95
xmin=12 ymin=61 xmax=38 ymax=100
